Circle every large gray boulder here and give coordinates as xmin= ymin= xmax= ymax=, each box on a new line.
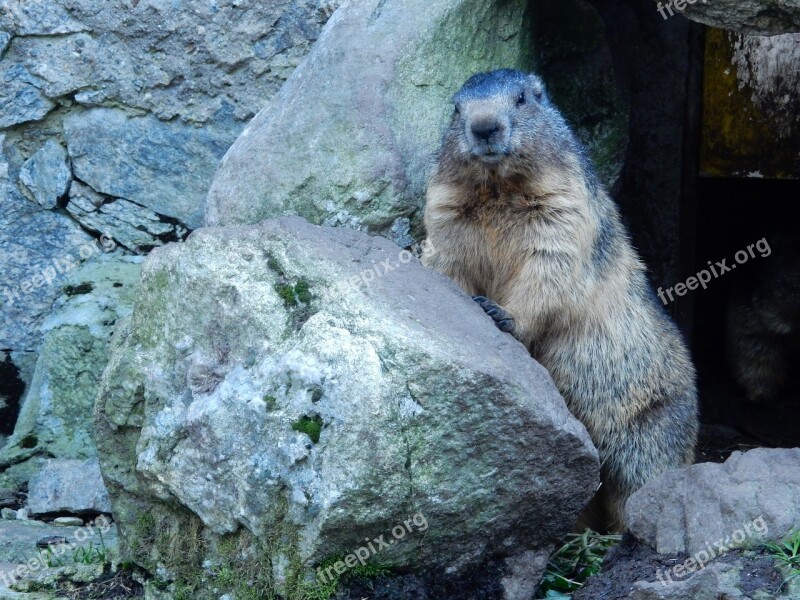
xmin=205 ymin=0 xmax=535 ymax=243
xmin=95 ymin=217 xmax=599 ymax=595
xmin=626 ymin=448 xmax=800 ymax=556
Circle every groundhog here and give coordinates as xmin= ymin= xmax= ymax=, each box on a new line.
xmin=422 ymin=69 xmax=699 ymax=531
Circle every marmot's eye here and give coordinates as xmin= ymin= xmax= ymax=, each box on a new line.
xmin=517 ymin=92 xmax=526 ymax=106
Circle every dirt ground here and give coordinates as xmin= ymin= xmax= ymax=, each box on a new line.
xmin=573 ymin=536 xmax=785 ymax=600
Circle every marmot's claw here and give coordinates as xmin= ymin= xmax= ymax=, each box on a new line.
xmin=496 ymin=318 xmax=515 ymax=333
xmin=471 ymin=296 xmax=515 ymax=333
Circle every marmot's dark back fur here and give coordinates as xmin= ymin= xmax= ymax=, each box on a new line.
xmin=422 ymin=69 xmax=698 ymax=531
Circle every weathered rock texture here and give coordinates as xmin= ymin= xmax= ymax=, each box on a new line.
xmin=0 ymin=256 xmax=142 ymax=489
xmin=28 ymin=458 xmax=111 ymax=516
xmin=66 ymin=182 xmax=187 ymax=253
xmin=18 ymin=140 xmax=70 ymax=209
xmin=95 ymin=217 xmax=599 ymax=593
xmin=626 ymin=448 xmax=800 ymax=556
xmin=655 ymin=0 xmax=800 ymax=35
xmin=0 ymin=158 xmax=94 ymax=352
xmin=0 ymin=0 xmax=338 ymax=438
xmin=205 ymin=0 xmax=537 ymax=242
xmin=0 ymin=0 xmax=338 ymax=228
xmin=703 ymin=30 xmax=800 ymax=178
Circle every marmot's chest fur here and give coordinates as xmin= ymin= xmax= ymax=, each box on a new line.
xmin=428 ymin=175 xmax=593 ymax=310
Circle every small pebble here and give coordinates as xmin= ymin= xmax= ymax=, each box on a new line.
xmin=53 ymin=516 xmax=84 ymax=527
xmin=1 ymin=507 xmax=16 ymax=520
xmin=15 ymin=508 xmax=29 ymax=520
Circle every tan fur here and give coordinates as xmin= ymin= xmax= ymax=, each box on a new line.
xmin=423 ymin=70 xmax=698 ymax=531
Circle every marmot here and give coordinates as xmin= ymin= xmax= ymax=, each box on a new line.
xmin=422 ymin=69 xmax=698 ymax=531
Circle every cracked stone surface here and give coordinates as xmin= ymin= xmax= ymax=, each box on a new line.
xmin=62 ymin=108 xmax=232 ymax=229
xmin=0 ymin=0 xmax=335 ymax=122
xmin=0 ymin=0 xmax=338 ymax=411
xmin=95 ymin=217 xmax=599 ymax=579
xmin=18 ymin=140 xmax=70 ymax=209
xmin=67 ymin=181 xmax=187 ymax=253
xmin=0 ymin=159 xmax=95 ymax=351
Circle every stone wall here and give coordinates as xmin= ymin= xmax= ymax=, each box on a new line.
xmin=0 ymin=0 xmax=339 ymax=395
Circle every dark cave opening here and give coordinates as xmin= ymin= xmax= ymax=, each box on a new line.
xmin=691 ymin=177 xmax=800 ymax=451
xmin=0 ymin=354 xmax=26 ymax=437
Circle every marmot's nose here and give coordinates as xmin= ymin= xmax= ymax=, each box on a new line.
xmin=471 ymin=119 xmax=502 ymax=141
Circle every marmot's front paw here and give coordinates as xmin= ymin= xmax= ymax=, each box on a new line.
xmin=472 ymin=296 xmax=515 ymax=333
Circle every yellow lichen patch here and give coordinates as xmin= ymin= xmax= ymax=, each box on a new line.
xmin=702 ymin=28 xmax=800 ymax=179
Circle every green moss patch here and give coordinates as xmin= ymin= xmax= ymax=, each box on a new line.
xmin=275 ymin=278 xmax=313 ymax=308
xmin=292 ymin=415 xmax=324 ymax=444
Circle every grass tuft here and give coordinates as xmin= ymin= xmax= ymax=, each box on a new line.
xmin=535 ymin=529 xmax=621 ymax=598
xmin=765 ymin=530 xmax=800 ymax=592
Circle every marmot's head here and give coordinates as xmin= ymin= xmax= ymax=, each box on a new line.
xmin=441 ymin=69 xmax=576 ymax=178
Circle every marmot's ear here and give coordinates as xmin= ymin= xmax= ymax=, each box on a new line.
xmin=527 ymin=74 xmax=546 ymax=100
